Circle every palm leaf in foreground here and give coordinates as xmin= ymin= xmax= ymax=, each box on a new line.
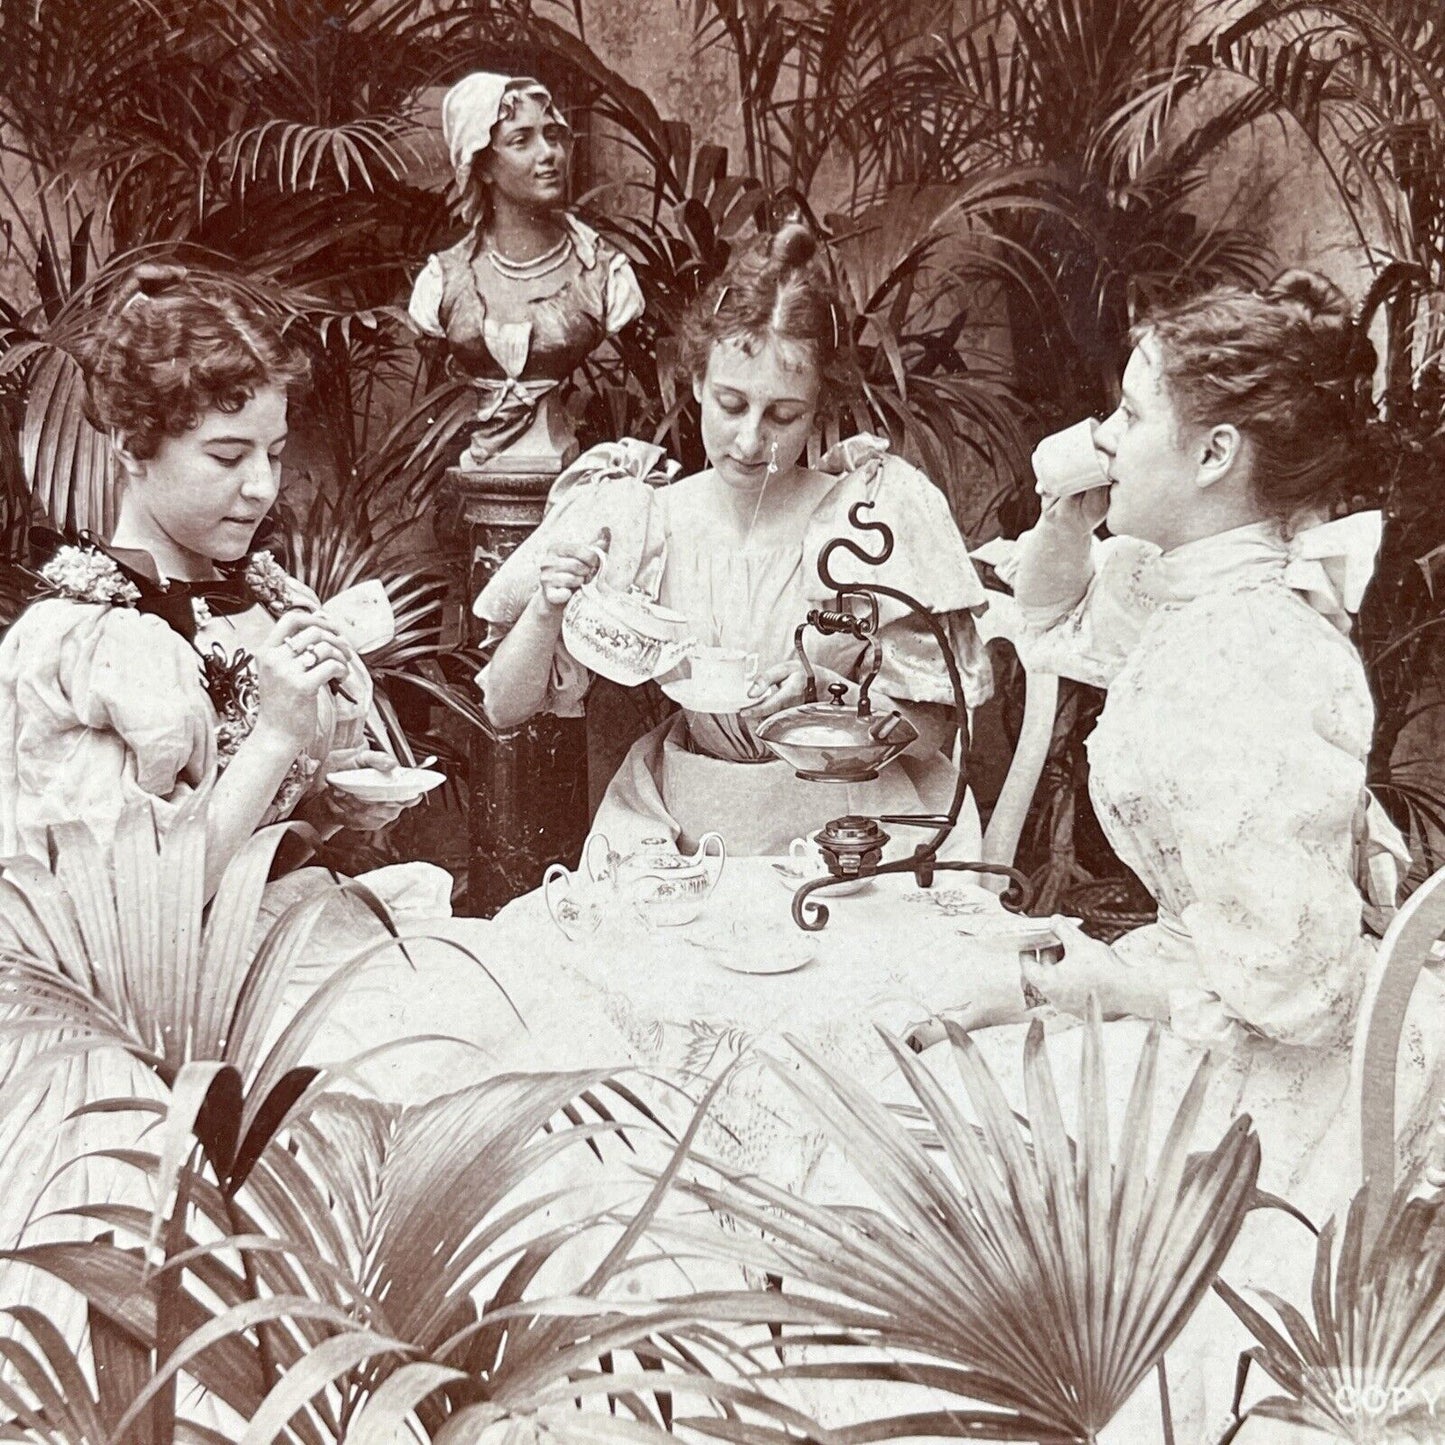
xmin=280 ymin=1068 xmax=818 ymax=1444
xmin=0 ymin=1072 xmax=678 ymax=1444
xmin=0 ymin=801 xmax=495 ymax=1249
xmin=660 ymin=1014 xmax=1261 ymax=1442
xmin=1219 ymin=1183 xmax=1445 ymax=1442
xmin=4 ymin=1070 xmax=819 ymax=1445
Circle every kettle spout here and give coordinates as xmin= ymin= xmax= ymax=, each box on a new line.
xmin=869 ymin=710 xmax=917 ymax=746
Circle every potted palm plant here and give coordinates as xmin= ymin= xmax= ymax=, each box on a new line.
xmin=0 ymin=803 xmax=792 ymax=1442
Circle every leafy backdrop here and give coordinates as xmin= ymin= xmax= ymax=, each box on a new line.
xmin=1 ymin=0 xmax=1442 ymax=893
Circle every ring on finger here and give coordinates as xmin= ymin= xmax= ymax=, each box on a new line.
xmin=301 ymin=644 xmax=321 ymax=669
xmin=285 ymin=635 xmax=305 ymax=657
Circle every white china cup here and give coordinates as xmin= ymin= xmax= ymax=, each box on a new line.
xmin=689 ymin=646 xmax=759 ymax=696
xmin=1031 ymin=418 xmax=1107 ymax=498
xmin=772 ymin=836 xmax=868 ymax=896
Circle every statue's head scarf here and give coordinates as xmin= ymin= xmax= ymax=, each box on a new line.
xmin=442 ymin=72 xmax=569 ymax=199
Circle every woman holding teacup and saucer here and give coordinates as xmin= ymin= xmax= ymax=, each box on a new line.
xmin=0 ymin=263 xmax=458 ymax=1341
xmin=952 ymin=271 xmax=1439 ymax=1440
xmin=476 ymin=223 xmax=994 ymax=863
xmin=0 ymin=263 xmax=428 ymax=878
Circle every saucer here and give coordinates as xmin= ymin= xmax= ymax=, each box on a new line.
xmin=326 ymin=766 xmax=446 ymax=803
xmin=659 ymin=677 xmax=758 ymax=715
xmin=952 ymin=910 xmax=1074 ymax=950
xmin=680 ymin=923 xmax=815 ymax=976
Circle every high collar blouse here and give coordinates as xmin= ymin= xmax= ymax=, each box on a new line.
xmin=1013 ymin=517 xmax=1391 ymax=1055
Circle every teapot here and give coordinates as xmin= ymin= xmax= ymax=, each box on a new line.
xmin=561 ymin=545 xmax=694 ymax=688
xmin=755 ymin=682 xmax=918 ymax=782
xmin=586 ymin=832 xmax=726 ymax=927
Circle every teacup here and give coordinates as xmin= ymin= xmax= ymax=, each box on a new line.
xmin=542 ymin=863 xmax=606 ymax=942
xmin=772 ymin=836 xmax=869 ymax=896
xmin=1031 ymin=418 xmax=1106 ymax=498
xmin=689 ymin=646 xmax=759 ymax=696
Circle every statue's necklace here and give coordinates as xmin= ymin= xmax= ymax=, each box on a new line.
xmin=485 ymin=232 xmax=572 ymax=281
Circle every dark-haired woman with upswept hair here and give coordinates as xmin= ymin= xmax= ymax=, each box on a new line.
xmin=0 ymin=263 xmax=426 ymax=1338
xmin=0 ymin=263 xmax=412 ymax=890
xmin=476 ymin=223 xmax=993 ymax=860
xmin=963 ymin=270 xmax=1440 ymax=1438
xmin=1000 ymin=270 xmax=1421 ymax=1092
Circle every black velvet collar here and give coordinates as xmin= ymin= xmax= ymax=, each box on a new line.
xmin=29 ymin=527 xmax=266 ymax=645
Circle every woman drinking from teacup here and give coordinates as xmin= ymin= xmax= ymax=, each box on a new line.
xmin=477 ymin=223 xmax=992 ymax=859
xmin=953 ymin=272 xmax=1439 ymax=1437
xmin=999 ymin=272 xmax=1420 ymax=1109
xmin=0 ymin=264 xmax=414 ymax=886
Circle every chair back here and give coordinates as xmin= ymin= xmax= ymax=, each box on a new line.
xmin=975 ymin=588 xmax=1060 ymax=888
xmin=1353 ymin=863 xmax=1445 ymax=1246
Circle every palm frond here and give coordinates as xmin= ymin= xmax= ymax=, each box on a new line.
xmin=653 ymin=1015 xmax=1260 ymax=1441
xmin=1219 ymin=1183 xmax=1445 ymax=1440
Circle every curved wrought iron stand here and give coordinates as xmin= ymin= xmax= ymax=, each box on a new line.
xmin=788 ymin=501 xmax=1033 ymax=932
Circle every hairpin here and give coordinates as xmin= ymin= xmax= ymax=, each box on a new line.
xmin=827 ymin=300 xmax=839 ymax=351
xmin=712 ymin=285 xmax=730 ymax=317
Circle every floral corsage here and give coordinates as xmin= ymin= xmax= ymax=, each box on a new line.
xmin=243 ymin=550 xmax=294 ymax=616
xmin=39 ymin=544 xmax=143 ymax=606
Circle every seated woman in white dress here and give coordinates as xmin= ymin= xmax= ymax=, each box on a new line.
xmin=967 ymin=269 xmax=1435 ymax=1198
xmin=0 ymin=263 xmax=422 ymax=1325
xmin=0 ymin=263 xmax=414 ymax=882
xmin=959 ymin=271 xmax=1437 ymax=1438
xmin=475 ymin=223 xmax=992 ymax=861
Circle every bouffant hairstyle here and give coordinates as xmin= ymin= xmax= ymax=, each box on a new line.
xmin=75 ymin=263 xmax=309 ymax=461
xmin=1133 ymin=269 xmax=1375 ymax=522
xmin=677 ymin=222 xmax=847 ymax=400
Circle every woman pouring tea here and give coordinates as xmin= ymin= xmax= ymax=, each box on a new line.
xmin=475 ymin=223 xmax=993 ymax=860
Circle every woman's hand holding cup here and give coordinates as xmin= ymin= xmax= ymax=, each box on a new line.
xmin=253 ymin=609 xmax=353 ymax=753
xmin=1039 ymin=484 xmax=1110 ymax=535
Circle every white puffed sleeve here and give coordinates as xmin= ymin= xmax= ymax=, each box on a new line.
xmin=407 ymin=255 xmax=447 ymax=339
xmin=471 ymin=439 xmax=675 ymax=718
xmin=0 ymin=600 xmax=216 ymax=857
xmin=1004 ymin=531 xmax=1159 ymax=689
xmin=1101 ymin=591 xmax=1375 ymax=1051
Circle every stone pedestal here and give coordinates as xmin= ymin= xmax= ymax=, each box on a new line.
xmin=440 ymin=459 xmax=588 ymax=917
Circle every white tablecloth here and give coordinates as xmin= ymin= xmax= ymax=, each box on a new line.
xmin=299 ymin=864 xmax=1303 ymax=1444
xmin=308 ymin=858 xmax=1028 ymax=1195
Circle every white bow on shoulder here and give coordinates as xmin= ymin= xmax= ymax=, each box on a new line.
xmin=1283 ymin=509 xmax=1383 ymax=634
